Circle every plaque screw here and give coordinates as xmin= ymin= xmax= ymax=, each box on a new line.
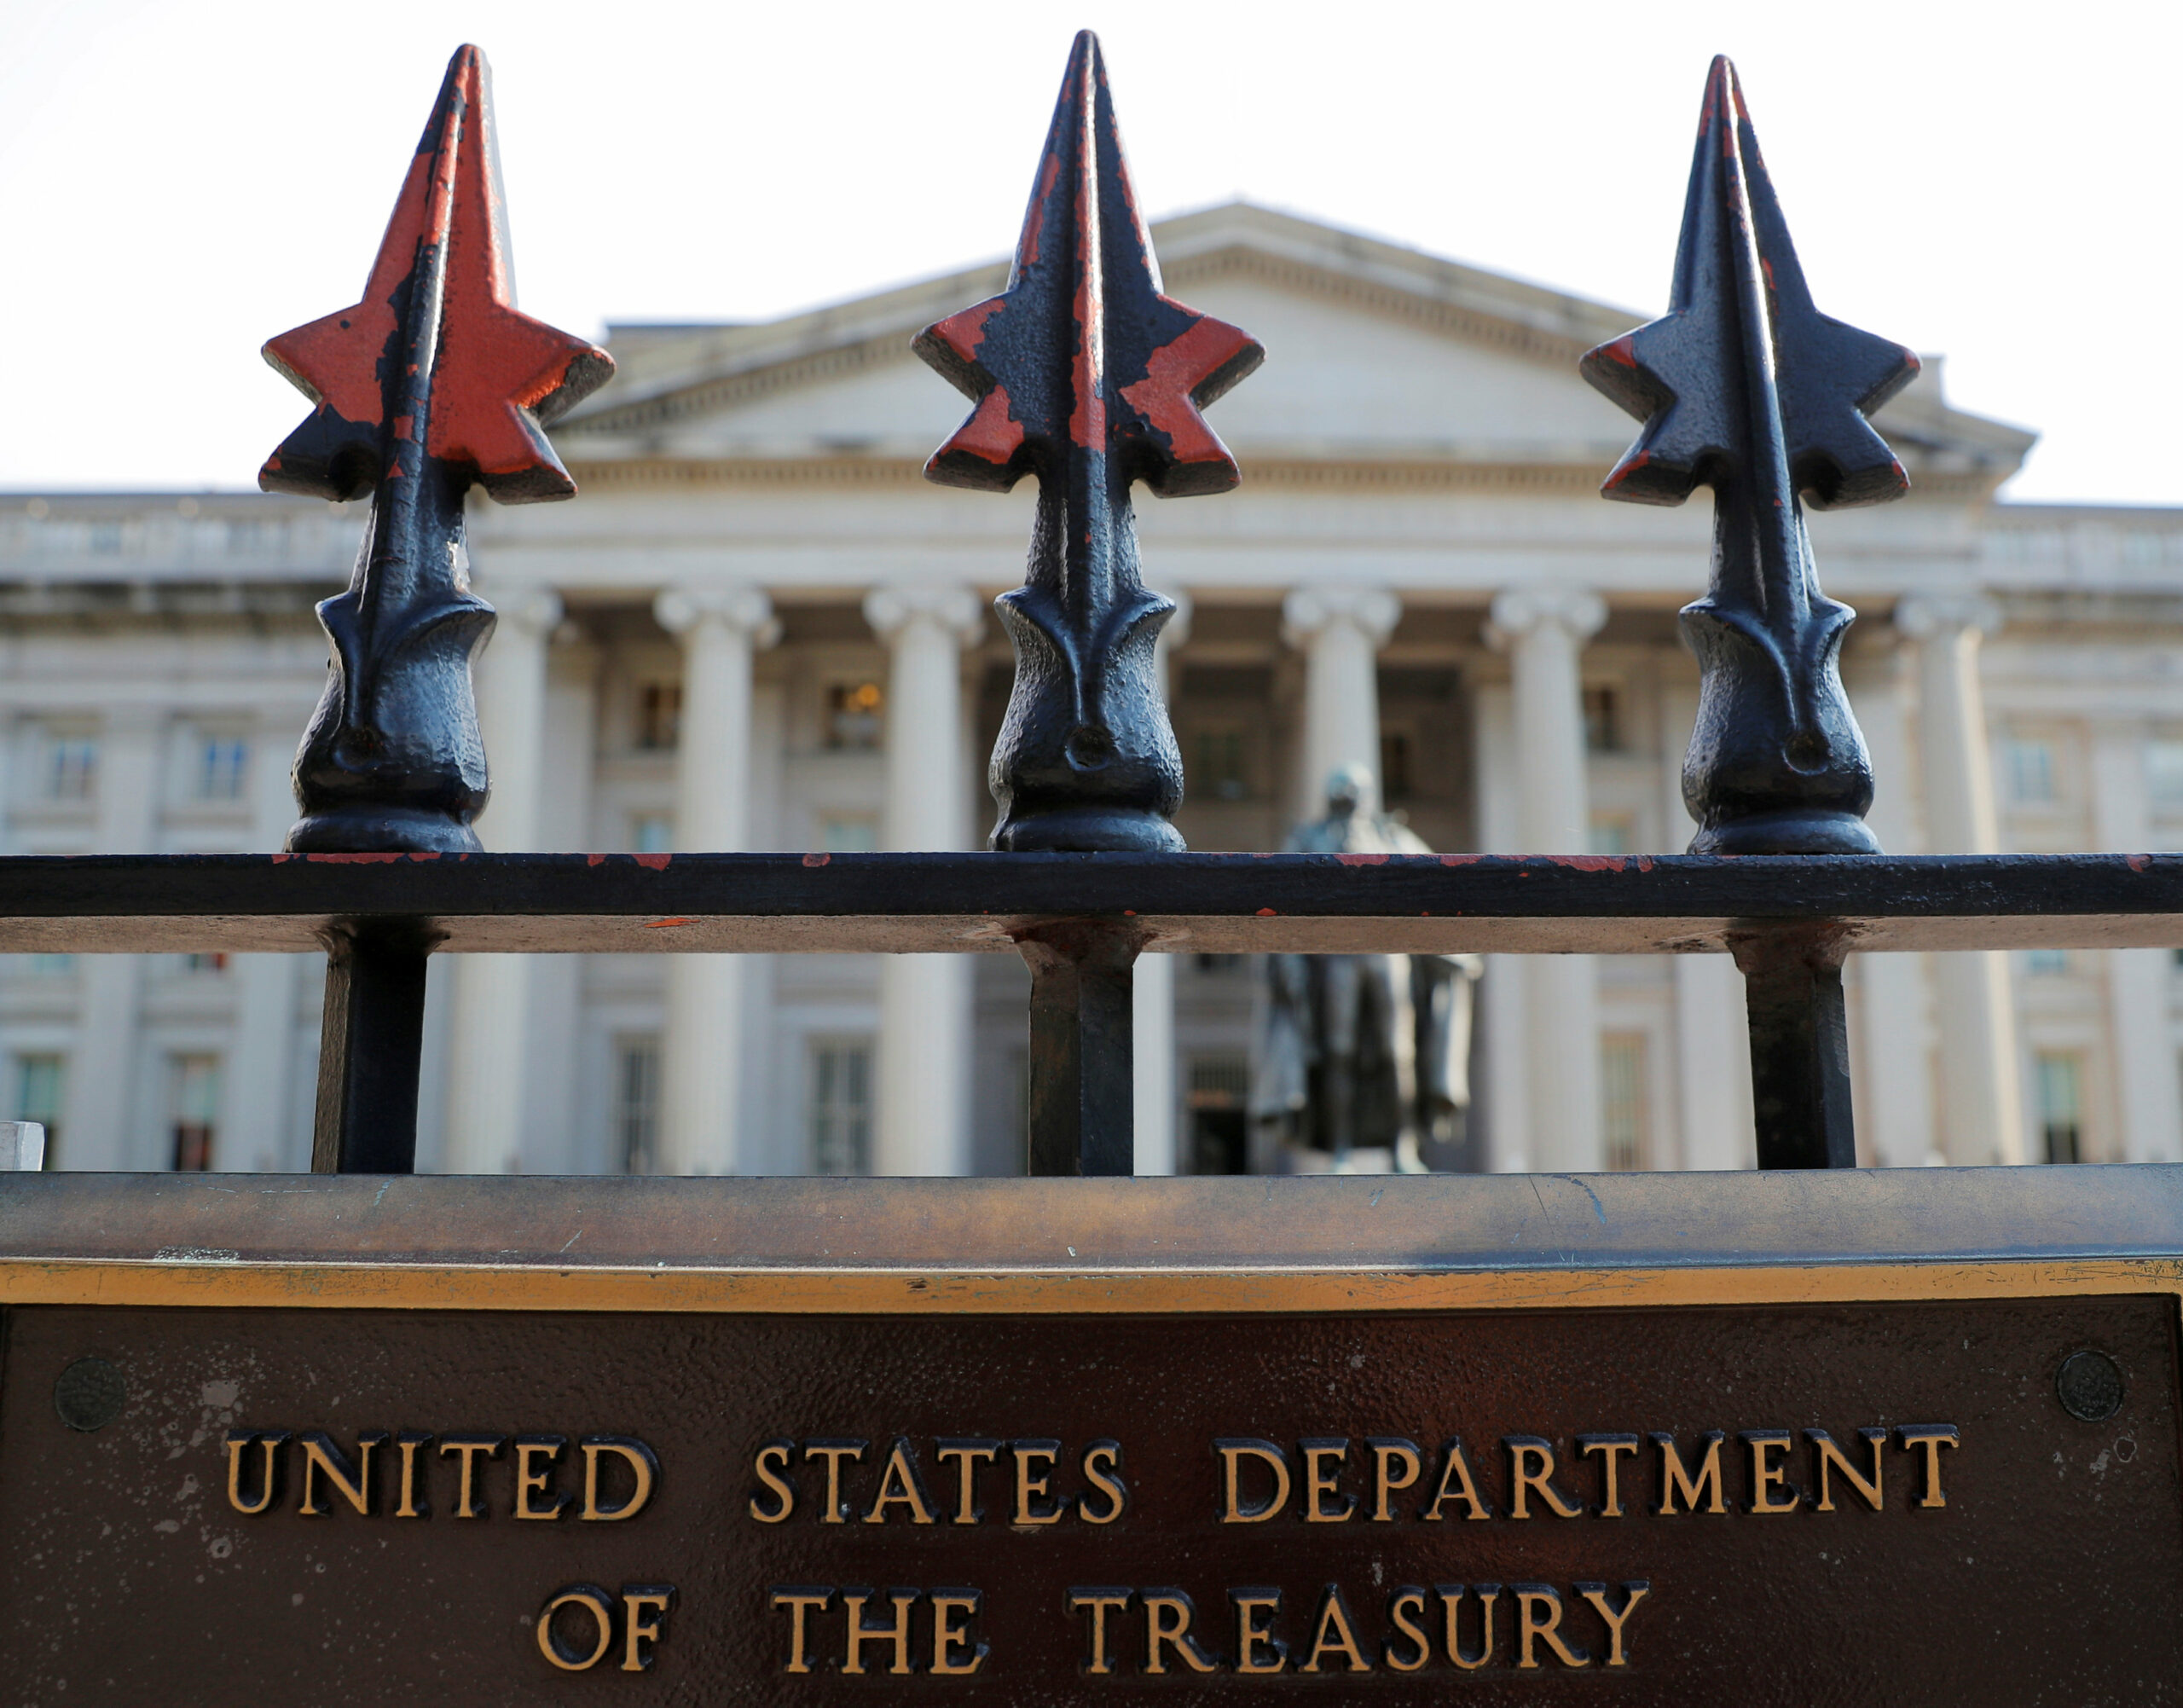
xmin=53 ymin=1357 xmax=126 ymax=1432
xmin=2056 ymin=1349 xmax=2126 ymax=1422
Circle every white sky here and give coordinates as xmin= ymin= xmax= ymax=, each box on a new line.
xmin=1 ymin=0 xmax=2176 ymax=504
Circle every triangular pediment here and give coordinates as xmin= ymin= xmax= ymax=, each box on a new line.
xmin=555 ymin=202 xmax=2032 ymax=489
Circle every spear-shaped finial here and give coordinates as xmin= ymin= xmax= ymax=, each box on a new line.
xmin=914 ymin=30 xmax=1262 ymax=851
xmin=1582 ymin=56 xmax=1917 ymax=854
xmin=262 ymin=44 xmax=612 ymax=852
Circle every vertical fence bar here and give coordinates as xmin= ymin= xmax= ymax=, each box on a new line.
xmin=1730 ymin=929 xmax=1856 ymax=1169
xmin=1016 ymin=921 xmax=1141 ymax=1176
xmin=311 ymin=922 xmax=436 ymax=1173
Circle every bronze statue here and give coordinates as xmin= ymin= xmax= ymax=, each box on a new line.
xmin=1250 ymin=764 xmax=1481 ymax=1172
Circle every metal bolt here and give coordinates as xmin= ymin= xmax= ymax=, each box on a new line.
xmin=53 ymin=1357 xmax=126 ymax=1432
xmin=2056 ymin=1349 xmax=2126 ymax=1422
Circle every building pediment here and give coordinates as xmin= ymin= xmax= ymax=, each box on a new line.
xmin=555 ymin=202 xmax=2032 ymax=495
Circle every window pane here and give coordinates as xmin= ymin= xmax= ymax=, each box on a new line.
xmin=14 ymin=1053 xmax=63 ymax=1168
xmin=170 ymin=1053 xmax=220 ymax=1172
xmin=1601 ymin=1035 xmax=1647 ymax=1172
xmin=810 ymin=1040 xmax=874 ymax=1176
xmin=616 ymin=1036 xmax=661 ymax=1174
xmin=2036 ymin=1051 xmax=2082 ymax=1165
xmin=825 ymin=682 xmax=884 ymax=750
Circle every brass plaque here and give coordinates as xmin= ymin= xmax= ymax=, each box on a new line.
xmin=2 ymin=1292 xmax=2175 ymax=1703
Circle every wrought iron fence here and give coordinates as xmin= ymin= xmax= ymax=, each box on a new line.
xmin=7 ymin=37 xmax=2178 ymax=1181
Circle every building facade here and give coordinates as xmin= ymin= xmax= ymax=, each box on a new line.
xmin=5 ymin=204 xmax=2181 ymax=1178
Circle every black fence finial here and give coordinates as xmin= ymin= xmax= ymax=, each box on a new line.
xmin=262 ymin=43 xmax=612 ymax=854
xmin=1582 ymin=56 xmax=1917 ymax=856
xmin=915 ymin=29 xmax=1262 ymax=853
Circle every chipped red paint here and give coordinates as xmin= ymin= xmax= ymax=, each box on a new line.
xmin=259 ymin=45 xmax=611 ymax=504
xmin=1255 ymin=907 xmax=1277 ymax=918
xmin=1335 ymin=853 xmax=1390 ymax=866
xmin=304 ymin=852 xmax=405 ymax=864
xmin=644 ymin=918 xmax=692 ymax=929
xmin=586 ymin=853 xmax=607 ymax=867
xmin=633 ymin=853 xmax=672 ymax=871
xmin=406 ymin=851 xmax=439 ymax=860
xmin=802 ymin=853 xmax=830 ymax=868
xmin=2130 ymin=854 xmax=2151 ymax=871
xmin=1437 ymin=854 xmax=1484 ymax=868
xmin=1543 ymin=855 xmax=1630 ymax=873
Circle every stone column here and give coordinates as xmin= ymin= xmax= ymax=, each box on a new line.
xmin=652 ymin=587 xmax=779 ymax=1175
xmin=1282 ymin=586 xmax=1400 ymax=814
xmin=443 ymin=587 xmax=561 ymax=1174
xmin=69 ymin=708 xmax=160 ymax=1170
xmin=1897 ymin=594 xmax=2026 ymax=1165
xmin=1470 ymin=680 xmax=1531 ymax=1171
xmin=2093 ymin=721 xmax=2181 ymax=1162
xmin=1133 ymin=593 xmax=1190 ymax=1175
xmin=224 ymin=715 xmax=304 ymax=1169
xmin=1847 ymin=646 xmax=1938 ymax=1165
xmin=866 ymin=585 xmax=983 ymax=1176
xmin=1661 ymin=682 xmax=1755 ymax=1169
xmin=1487 ymin=588 xmax=1607 ymax=1172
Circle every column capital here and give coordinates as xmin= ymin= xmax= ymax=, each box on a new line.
xmin=863 ymin=582 xmax=985 ymax=646
xmin=1895 ymin=590 xmax=2003 ymax=640
xmin=1485 ymin=587 xmax=1606 ymax=650
xmin=654 ymin=584 xmax=780 ymax=647
xmin=1281 ymin=584 xmax=1399 ymax=650
xmin=491 ymin=585 xmax=565 ymax=639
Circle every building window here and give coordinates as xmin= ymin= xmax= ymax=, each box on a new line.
xmin=819 ymin=816 xmax=878 ymax=854
xmin=809 ymin=1040 xmax=874 ymax=1176
xmin=1194 ymin=727 xmax=1252 ymax=802
xmin=1589 ymin=814 xmax=1633 ymax=858
xmin=169 ymin=1053 xmax=221 ymax=1172
xmin=195 ymin=734 xmax=249 ymax=801
xmin=14 ymin=1054 xmax=63 ymax=1167
xmin=1184 ymin=1055 xmax=1250 ymax=1177
xmin=183 ymin=952 xmax=229 ymax=975
xmin=632 ymin=813 xmax=675 ymax=854
xmin=2150 ymin=740 xmax=2183 ymax=809
xmin=1601 ymin=1034 xmax=1648 ymax=1172
xmin=635 ymin=683 xmax=682 ymax=750
xmin=825 ymin=681 xmax=884 ymax=750
xmin=42 ymin=732 xmax=97 ymax=802
xmin=2036 ymin=1051 xmax=2083 ymax=1164
xmin=614 ymin=1036 xmax=660 ymax=1175
xmin=1377 ymin=730 xmax=1414 ymax=805
xmin=2006 ymin=738 xmax=2057 ymax=805
xmin=1584 ymin=686 xmax=1624 ymax=753
xmin=2025 ymin=949 xmax=2070 ymax=976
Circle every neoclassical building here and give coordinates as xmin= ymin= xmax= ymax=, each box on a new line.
xmin=5 ymin=203 xmax=2181 ymax=1179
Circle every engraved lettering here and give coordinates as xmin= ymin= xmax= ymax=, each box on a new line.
xmin=1442 ymin=1584 xmax=1498 ymax=1670
xmin=1383 ymin=1587 xmax=1429 ymax=1671
xmin=1080 ymin=1441 xmax=1127 ymax=1525
xmin=537 ymin=1584 xmax=615 ymax=1672
xmin=1421 ymin=1438 xmax=1491 ymax=1521
xmin=581 ymin=1436 xmax=658 ymax=1521
xmin=750 ymin=1440 xmax=796 ymax=1523
xmin=1068 ymin=1589 xmax=1132 ymax=1676
xmin=1368 ymin=1437 xmax=1422 ymax=1522
xmin=1514 ymin=1584 xmax=1589 ymax=1668
xmin=770 ymin=1588 xmax=832 ymax=1675
xmin=1743 ymin=1430 xmax=1801 ymax=1514
xmin=223 ymin=1430 xmax=286 ymax=1516
xmin=1300 ymin=1584 xmax=1370 ymax=1673
xmin=1143 ymin=1589 xmax=1219 ymax=1675
xmin=620 ymin=1585 xmax=675 ymax=1672
xmin=804 ymin=1439 xmax=867 ymax=1525
xmin=1301 ymin=1439 xmax=1355 ymax=1523
xmin=1578 ymin=1433 xmax=1640 ymax=1517
xmin=865 ymin=1439 xmax=937 ymax=1526
xmin=1576 ymin=1580 xmax=1650 ymax=1667
xmin=1652 ymin=1430 xmax=1728 ymax=1515
xmin=1807 ymin=1427 xmax=1887 ymax=1512
xmin=1898 ymin=1424 xmax=1960 ymax=1508
xmin=296 ymin=1431 xmax=385 ymax=1517
xmin=1232 ymin=1589 xmax=1287 ymax=1675
xmin=841 ymin=1589 xmax=918 ymax=1676
xmin=930 ymin=1589 xmax=987 ymax=1676
xmin=1504 ymin=1436 xmax=1584 ymax=1520
xmin=1012 ymin=1439 xmax=1069 ymax=1525
xmin=437 ymin=1434 xmax=504 ymax=1520
xmin=393 ymin=1430 xmax=431 ymax=1519
xmin=1217 ymin=1439 xmax=1290 ymax=1523
xmin=513 ymin=1434 xmax=570 ymax=1521
xmin=935 ymin=1439 xmax=999 ymax=1525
